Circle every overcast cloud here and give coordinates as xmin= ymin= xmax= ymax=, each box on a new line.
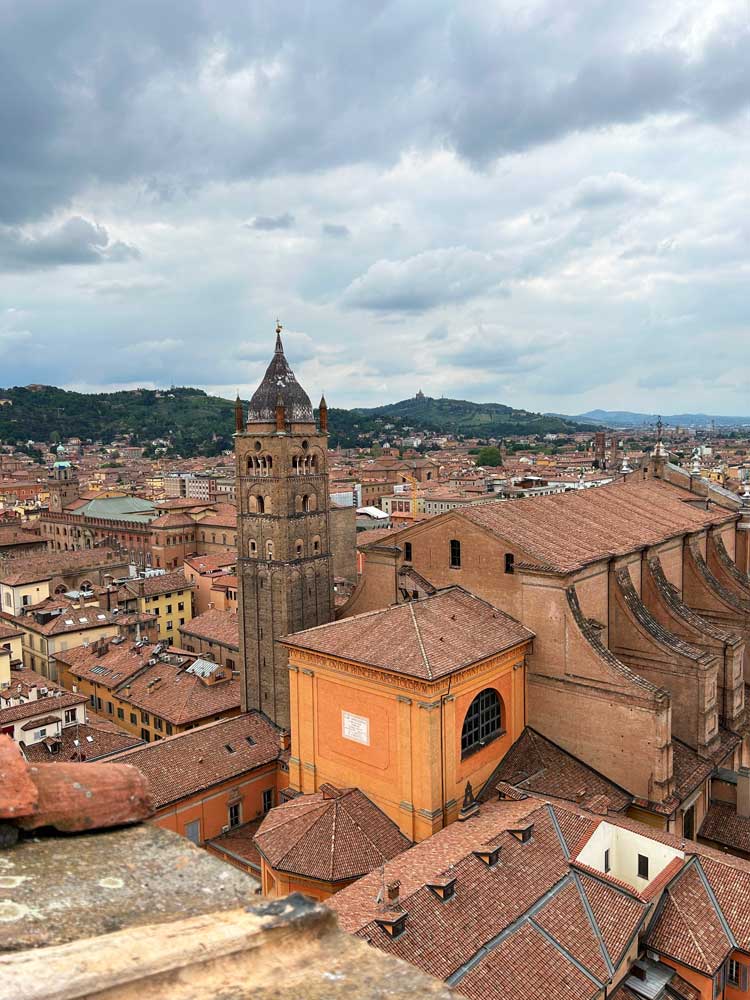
xmin=1 ymin=0 xmax=749 ymax=414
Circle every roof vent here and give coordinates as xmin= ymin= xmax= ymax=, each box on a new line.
xmin=473 ymin=846 xmax=501 ymax=868
xmin=509 ymin=822 xmax=534 ymax=844
xmin=426 ymin=876 xmax=456 ymax=901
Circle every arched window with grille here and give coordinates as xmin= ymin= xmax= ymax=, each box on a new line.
xmin=461 ymin=688 xmax=502 ymax=758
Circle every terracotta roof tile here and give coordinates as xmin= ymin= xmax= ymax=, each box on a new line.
xmin=179 ymin=608 xmax=238 ymax=649
xmin=480 ymin=728 xmax=632 ymax=814
xmin=255 ymin=785 xmax=410 ymax=882
xmin=111 ymin=712 xmax=281 ymax=809
xmin=646 ymin=862 xmax=732 ymax=974
xmin=282 ymin=587 xmax=533 ymax=681
xmin=20 ymin=721 xmax=142 ymax=762
xmin=456 ymin=921 xmax=600 ymax=1000
xmin=459 ymin=480 xmax=735 ymax=574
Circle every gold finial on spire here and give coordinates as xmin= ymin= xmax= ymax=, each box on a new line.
xmin=276 ymin=318 xmax=282 ymax=335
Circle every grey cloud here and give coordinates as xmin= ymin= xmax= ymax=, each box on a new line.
xmin=570 ymin=173 xmax=655 ymax=211
xmin=322 ymin=223 xmax=350 ymax=239
xmin=2 ymin=4 xmax=749 ymax=225
xmin=342 ymin=247 xmax=507 ymax=313
xmin=0 ymin=217 xmax=139 ymax=271
xmin=246 ymin=213 xmax=295 ymax=231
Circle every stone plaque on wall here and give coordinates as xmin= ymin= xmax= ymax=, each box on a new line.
xmin=342 ymin=710 xmax=370 ymax=746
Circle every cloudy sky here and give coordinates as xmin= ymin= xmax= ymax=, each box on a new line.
xmin=1 ymin=1 xmax=749 ymax=415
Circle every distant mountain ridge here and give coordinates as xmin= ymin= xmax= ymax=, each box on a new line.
xmin=568 ymin=409 xmax=750 ymax=429
xmin=355 ymin=395 xmax=591 ymax=436
xmin=0 ymin=385 xmax=593 ymax=458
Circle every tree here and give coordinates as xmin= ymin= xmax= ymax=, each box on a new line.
xmin=477 ymin=446 xmax=503 ymax=467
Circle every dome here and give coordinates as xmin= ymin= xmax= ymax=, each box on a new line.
xmin=247 ymin=328 xmax=314 ymax=424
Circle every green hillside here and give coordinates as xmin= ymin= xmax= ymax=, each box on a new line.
xmin=0 ymin=386 xmax=592 ymax=459
xmin=357 ymin=395 xmax=589 ymax=436
xmin=0 ymin=385 xmax=236 ymax=457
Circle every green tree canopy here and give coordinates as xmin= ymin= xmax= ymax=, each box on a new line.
xmin=477 ymin=445 xmax=503 ymax=467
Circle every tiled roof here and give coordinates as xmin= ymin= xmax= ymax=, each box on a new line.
xmin=457 ymin=479 xmax=735 ymax=574
xmin=55 ymin=639 xmax=165 ymax=686
xmin=21 ymin=721 xmax=142 ymax=762
xmin=123 ymin=570 xmax=194 ymax=598
xmin=184 ymin=553 xmax=237 ymax=574
xmin=0 ymin=620 xmax=23 ymax=640
xmin=329 ymin=799 xmax=666 ymax=996
xmin=457 ymin=921 xmax=600 ymax=1000
xmin=179 ymin=608 xmax=239 ymax=649
xmin=282 ymin=587 xmax=533 ymax=681
xmin=20 ymin=607 xmax=120 ymax=637
xmin=0 ymin=548 xmax=124 ymax=586
xmin=328 ymin=798 xmax=541 ymax=935
xmin=0 ymin=669 xmax=87 ymax=725
xmin=534 ymin=877 xmax=610 ymax=982
xmin=254 ymin=785 xmax=410 ymax=882
xmin=206 ymin=818 xmax=264 ymax=870
xmin=578 ymin=873 xmax=646 ymax=966
xmin=148 ymin=512 xmax=196 ymax=528
xmin=111 ymin=712 xmax=281 ymax=809
xmin=699 ymin=802 xmax=750 ymax=858
xmin=0 ymin=526 xmax=43 ymax=548
xmin=120 ymin=658 xmax=240 ymax=726
xmin=646 ymin=861 xmax=732 ymax=974
xmin=480 ymin=727 xmax=632 ymax=814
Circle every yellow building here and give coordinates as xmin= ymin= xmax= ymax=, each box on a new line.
xmin=281 ymin=586 xmax=533 ymax=843
xmin=0 ymin=621 xmax=23 ymax=687
xmin=118 ymin=571 xmax=195 ymax=641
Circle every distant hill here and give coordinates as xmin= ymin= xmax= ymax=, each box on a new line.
xmin=569 ymin=409 xmax=750 ymax=429
xmin=0 ymin=386 xmax=596 ymax=459
xmin=355 ymin=395 xmax=591 ymax=436
xmin=0 ymin=385 xmax=237 ymax=457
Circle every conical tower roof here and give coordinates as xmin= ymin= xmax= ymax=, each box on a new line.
xmin=247 ymin=325 xmax=314 ymax=424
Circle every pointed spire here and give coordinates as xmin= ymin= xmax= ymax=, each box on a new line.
xmin=318 ymin=393 xmax=328 ymax=434
xmin=234 ymin=392 xmax=244 ymax=433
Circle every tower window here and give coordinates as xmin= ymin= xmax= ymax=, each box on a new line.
xmin=266 ymin=540 xmax=274 ymax=560
xmin=302 ymin=494 xmax=310 ymax=512
xmin=461 ymin=689 xmax=502 ymax=758
xmin=256 ymin=496 xmax=265 ymax=514
xmin=505 ymin=553 xmax=515 ymax=574
xmin=450 ymin=539 xmax=461 ymax=568
xmin=249 ymin=539 xmax=257 ymax=557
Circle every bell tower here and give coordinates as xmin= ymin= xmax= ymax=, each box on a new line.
xmin=235 ymin=325 xmax=334 ymax=729
xmin=48 ymin=462 xmax=80 ymax=514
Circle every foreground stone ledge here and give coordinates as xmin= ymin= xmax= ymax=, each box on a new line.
xmin=3 ymin=894 xmax=453 ymax=1000
xmin=0 ymin=824 xmax=452 ymax=1000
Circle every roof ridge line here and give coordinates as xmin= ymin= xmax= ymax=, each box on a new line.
xmin=693 ymin=857 xmax=737 ymax=949
xmin=527 ymin=915 xmax=605 ymax=988
xmin=409 ymin=601 xmax=432 ymax=680
xmin=571 ymin=869 xmax=615 ymax=977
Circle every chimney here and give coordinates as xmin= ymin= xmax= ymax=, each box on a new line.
xmin=279 ymin=731 xmax=290 ymax=752
xmin=386 ymin=880 xmax=400 ymax=908
xmin=738 ymin=766 xmax=750 ymax=819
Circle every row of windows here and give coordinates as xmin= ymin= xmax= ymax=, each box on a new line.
xmin=248 ymin=537 xmax=322 ymax=559
xmin=247 ymin=494 xmax=319 ymax=515
xmin=90 ymin=694 xmax=174 ymax=736
xmin=401 ymin=539 xmax=515 ymax=575
xmin=184 ymin=789 xmax=275 ymax=844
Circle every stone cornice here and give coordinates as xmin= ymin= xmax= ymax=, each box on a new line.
xmin=285 ymin=645 xmax=525 ymax=696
